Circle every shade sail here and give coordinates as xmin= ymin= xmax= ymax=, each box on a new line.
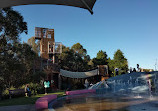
xmin=60 ymin=69 xmax=98 ymax=78
xmin=0 ymin=0 xmax=96 ymax=14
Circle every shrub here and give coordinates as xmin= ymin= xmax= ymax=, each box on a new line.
xmin=1 ymin=86 xmax=16 ymax=99
xmin=28 ymin=82 xmax=44 ymax=95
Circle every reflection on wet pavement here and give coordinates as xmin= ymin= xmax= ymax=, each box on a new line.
xmin=51 ymin=94 xmax=156 ymax=111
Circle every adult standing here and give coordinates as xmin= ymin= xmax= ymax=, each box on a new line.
xmin=115 ymin=68 xmax=119 ymax=76
xmin=133 ymin=68 xmax=136 ymax=72
xmin=84 ymin=79 xmax=89 ymax=89
xmin=25 ymin=84 xmax=31 ymax=97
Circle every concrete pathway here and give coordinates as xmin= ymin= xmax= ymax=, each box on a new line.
xmin=127 ymin=101 xmax=158 ymax=111
xmin=0 ymin=104 xmax=35 ymax=111
xmin=1 ymin=101 xmax=158 ymax=111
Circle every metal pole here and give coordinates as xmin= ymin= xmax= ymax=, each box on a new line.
xmin=156 ymin=59 xmax=157 ymax=71
xmin=53 ymin=42 xmax=55 ymax=64
xmin=47 ymin=59 xmax=48 ymax=69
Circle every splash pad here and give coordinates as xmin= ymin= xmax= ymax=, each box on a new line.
xmin=48 ymin=71 xmax=158 ymax=111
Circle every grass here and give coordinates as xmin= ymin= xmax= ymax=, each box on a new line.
xmin=0 ymin=91 xmax=65 ymax=107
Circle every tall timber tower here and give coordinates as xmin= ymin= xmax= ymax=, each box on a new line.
xmin=35 ymin=27 xmax=62 ymax=63
xmin=35 ymin=27 xmax=62 ymax=89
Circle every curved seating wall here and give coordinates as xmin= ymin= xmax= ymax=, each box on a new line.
xmin=35 ymin=94 xmax=57 ymax=110
xmin=35 ymin=89 xmax=96 ymax=110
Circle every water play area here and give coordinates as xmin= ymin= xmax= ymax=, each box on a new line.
xmin=48 ymin=71 xmax=158 ymax=111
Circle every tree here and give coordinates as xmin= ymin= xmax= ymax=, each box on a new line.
xmin=107 ymin=57 xmax=115 ymax=76
xmin=0 ymin=8 xmax=27 ymax=90
xmin=27 ymin=37 xmax=40 ymax=54
xmin=0 ymin=8 xmax=27 ymax=43
xmin=0 ymin=43 xmax=39 ymax=88
xmin=58 ymin=43 xmax=92 ymax=72
xmin=113 ymin=49 xmax=128 ymax=75
xmin=93 ymin=50 xmax=108 ymax=65
xmin=71 ymin=43 xmax=87 ymax=58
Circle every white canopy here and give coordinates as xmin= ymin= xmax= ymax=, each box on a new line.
xmin=60 ymin=69 xmax=98 ymax=78
xmin=0 ymin=0 xmax=96 ymax=14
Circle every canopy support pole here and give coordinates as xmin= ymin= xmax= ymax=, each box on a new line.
xmin=80 ymin=0 xmax=93 ymax=14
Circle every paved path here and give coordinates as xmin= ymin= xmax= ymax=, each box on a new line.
xmin=1 ymin=101 xmax=158 ymax=111
xmin=0 ymin=104 xmax=35 ymax=111
xmin=127 ymin=101 xmax=158 ymax=111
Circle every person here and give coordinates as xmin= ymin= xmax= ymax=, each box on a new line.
xmin=133 ymin=68 xmax=136 ymax=72
xmin=115 ymin=68 xmax=118 ymax=76
xmin=25 ymin=84 xmax=31 ymax=97
xmin=84 ymin=79 xmax=89 ymax=89
xmin=137 ymin=64 xmax=140 ymax=71
xmin=130 ymin=67 xmax=133 ymax=73
xmin=44 ymin=80 xmax=50 ymax=94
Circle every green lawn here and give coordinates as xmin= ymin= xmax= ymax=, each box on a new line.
xmin=0 ymin=91 xmax=65 ymax=106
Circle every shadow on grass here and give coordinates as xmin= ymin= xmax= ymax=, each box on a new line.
xmin=0 ymin=96 xmax=39 ymax=106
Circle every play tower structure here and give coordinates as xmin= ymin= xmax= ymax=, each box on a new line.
xmin=35 ymin=27 xmax=62 ymax=62
xmin=35 ymin=27 xmax=109 ymax=90
xmin=35 ymin=27 xmax=62 ymax=89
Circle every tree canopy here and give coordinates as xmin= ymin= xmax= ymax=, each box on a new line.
xmin=71 ymin=43 xmax=87 ymax=58
xmin=58 ymin=44 xmax=92 ymax=72
xmin=93 ymin=50 xmax=108 ymax=65
xmin=113 ymin=49 xmax=128 ymax=75
xmin=0 ymin=8 xmax=130 ymax=91
xmin=0 ymin=8 xmax=27 ymax=42
xmin=0 ymin=8 xmax=45 ymax=90
xmin=27 ymin=36 xmax=40 ymax=54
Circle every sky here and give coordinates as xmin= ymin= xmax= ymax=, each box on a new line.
xmin=13 ymin=0 xmax=158 ymax=70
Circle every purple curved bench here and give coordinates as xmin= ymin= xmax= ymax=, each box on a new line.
xmin=35 ymin=94 xmax=57 ymax=110
xmin=66 ymin=89 xmax=96 ymax=95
